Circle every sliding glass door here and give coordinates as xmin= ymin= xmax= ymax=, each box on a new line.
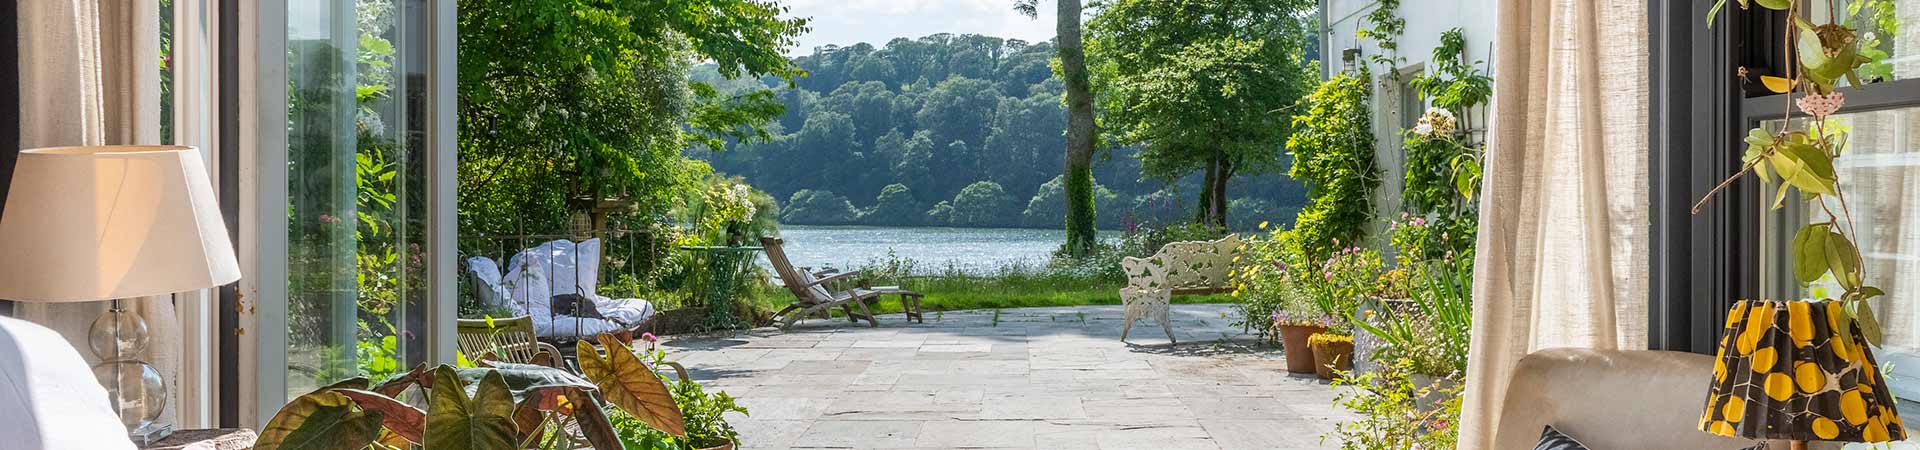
xmin=282 ymin=0 xmax=436 ymax=397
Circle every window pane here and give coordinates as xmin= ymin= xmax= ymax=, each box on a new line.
xmin=285 ymin=0 xmax=430 ymax=397
xmin=1809 ymin=0 xmax=1920 ymax=83
xmin=1761 ymin=106 xmax=1920 ymax=401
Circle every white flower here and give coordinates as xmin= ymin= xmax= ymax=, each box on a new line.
xmin=1414 ymin=123 xmax=1434 ymax=136
xmin=1427 ymin=106 xmax=1455 ymax=120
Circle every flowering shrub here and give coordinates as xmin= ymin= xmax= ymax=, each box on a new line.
xmin=1328 ymin=358 xmax=1463 ymax=450
xmin=1388 ymin=212 xmax=1474 ymax=263
xmin=1233 ymin=226 xmax=1317 ymax=333
xmin=1296 ymin=245 xmax=1383 ymax=335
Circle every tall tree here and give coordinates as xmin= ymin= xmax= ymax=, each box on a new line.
xmin=1015 ymin=0 xmax=1099 ymax=256
xmin=1085 ymin=0 xmax=1317 ymax=228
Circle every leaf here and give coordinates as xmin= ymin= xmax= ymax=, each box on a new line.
xmin=1793 ymin=224 xmax=1831 ymax=284
xmin=1851 ymin=286 xmax=1887 ymax=302
xmin=1755 ymin=0 xmax=1790 ymax=9
xmin=254 ymin=391 xmax=384 ymax=450
xmin=1759 ymin=76 xmax=1796 ymax=93
xmin=1849 ymin=300 xmax=1885 ymax=347
xmin=1777 ymin=143 xmax=1837 ymax=195
xmin=1707 ymin=0 xmax=1727 ymax=28
xmin=374 ymin=363 xmax=430 ymax=397
xmin=336 ymin=389 xmax=425 ymax=444
xmin=568 ymin=393 xmax=626 ymax=450
xmin=425 ymin=366 xmax=520 ymax=450
xmin=1823 ymin=230 xmax=1863 ymax=290
xmin=577 ymin=334 xmax=687 ymax=436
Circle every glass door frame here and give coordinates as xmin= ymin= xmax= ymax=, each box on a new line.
xmin=217 ymin=0 xmax=457 ymax=428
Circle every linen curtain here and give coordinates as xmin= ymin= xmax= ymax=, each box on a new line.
xmin=1455 ymin=0 xmax=1650 ymax=448
xmin=13 ymin=0 xmax=177 ymax=426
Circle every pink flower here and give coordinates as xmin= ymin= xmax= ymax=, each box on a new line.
xmin=1323 ymin=272 xmax=1334 ymax=281
xmin=1796 ymin=91 xmax=1845 ymax=119
xmin=319 ymin=214 xmax=340 ymax=224
xmin=641 ymin=332 xmax=658 ymax=343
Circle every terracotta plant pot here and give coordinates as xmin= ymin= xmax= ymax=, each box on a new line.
xmin=699 ymin=442 xmax=736 ymax=450
xmin=1277 ymin=323 xmax=1328 ymax=374
xmin=1309 ymin=333 xmax=1354 ymax=380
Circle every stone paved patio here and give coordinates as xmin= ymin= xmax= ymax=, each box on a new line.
xmin=661 ymin=304 xmax=1355 ymax=450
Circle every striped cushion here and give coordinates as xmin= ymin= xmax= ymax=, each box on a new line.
xmin=1536 ymin=426 xmax=1767 ymax=450
xmin=1534 ymin=426 xmax=1590 ymax=450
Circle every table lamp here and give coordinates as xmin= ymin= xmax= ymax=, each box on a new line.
xmin=0 ymin=145 xmax=241 ymax=444
xmin=1699 ymin=300 xmax=1905 ymax=449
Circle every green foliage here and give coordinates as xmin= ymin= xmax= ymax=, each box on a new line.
xmin=1327 ymin=359 xmax=1463 ymax=450
xmin=925 ymin=201 xmax=956 ymax=225
xmin=1024 ymin=175 xmax=1121 ymax=228
xmin=1350 ymin=258 xmax=1473 ymax=376
xmin=1227 ymin=198 xmax=1296 ymax=232
xmin=780 ymin=190 xmax=860 ymax=225
xmin=254 ymin=363 xmax=630 ymax=450
xmin=1387 ymin=213 xmax=1474 ymax=263
xmin=1086 ymin=0 xmax=1318 ymax=226
xmin=1231 ymin=227 xmax=1318 ymax=334
xmin=950 ymin=181 xmax=1018 ymax=227
xmin=1354 ymin=0 xmax=1406 ymax=71
xmin=705 ymin=32 xmax=1309 ymax=230
xmin=1286 ymin=74 xmax=1379 ymax=260
xmin=865 ymin=184 xmax=925 ymax=226
xmin=1296 ymin=247 xmax=1385 ymax=336
xmin=1694 ymin=0 xmax=1902 ymax=345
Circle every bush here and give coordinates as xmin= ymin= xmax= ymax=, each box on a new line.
xmin=1226 ymin=197 xmax=1295 ymax=232
xmin=1285 ymin=73 xmax=1378 ymax=260
xmin=949 ymin=181 xmax=1015 ymax=227
xmin=1328 ymin=358 xmax=1463 ymax=450
xmin=863 ymin=183 xmax=923 ymax=226
xmin=925 ymin=200 xmax=955 ymax=225
xmin=780 ymin=189 xmax=859 ymax=224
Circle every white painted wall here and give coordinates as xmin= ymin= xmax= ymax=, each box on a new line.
xmin=1318 ymin=0 xmax=1496 ymax=254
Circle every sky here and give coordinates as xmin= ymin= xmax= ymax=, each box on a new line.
xmin=778 ymin=0 xmax=1059 ymax=55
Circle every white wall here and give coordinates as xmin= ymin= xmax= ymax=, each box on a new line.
xmin=1319 ymin=0 xmax=1496 ymax=254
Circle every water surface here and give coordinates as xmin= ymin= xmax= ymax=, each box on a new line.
xmin=768 ymin=225 xmax=1120 ymax=274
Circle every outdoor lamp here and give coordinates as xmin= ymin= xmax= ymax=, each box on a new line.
xmin=1698 ymin=300 xmax=1905 ymax=449
xmin=0 ymin=145 xmax=241 ymax=444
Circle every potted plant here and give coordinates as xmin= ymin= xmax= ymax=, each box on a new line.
xmin=611 ymin=333 xmax=749 ymax=450
xmin=1308 ymin=332 xmax=1355 ymax=380
xmin=1272 ymin=309 xmax=1330 ymax=374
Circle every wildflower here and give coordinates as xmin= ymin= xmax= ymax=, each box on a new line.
xmin=1324 ymin=271 xmax=1334 ymax=281
xmin=641 ymin=332 xmax=659 ymax=343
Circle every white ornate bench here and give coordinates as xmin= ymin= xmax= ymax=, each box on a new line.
xmin=1118 ymin=235 xmax=1241 ymax=343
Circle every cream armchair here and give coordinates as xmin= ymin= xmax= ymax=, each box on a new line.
xmin=1494 ymin=348 xmax=1832 ymax=450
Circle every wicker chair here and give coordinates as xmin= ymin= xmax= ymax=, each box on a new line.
xmin=456 ymin=316 xmax=564 ymax=367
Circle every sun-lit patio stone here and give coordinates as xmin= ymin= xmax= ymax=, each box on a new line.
xmin=662 ymin=304 xmax=1354 ymax=450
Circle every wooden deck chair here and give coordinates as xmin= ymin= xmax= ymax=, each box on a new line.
xmin=457 ymin=316 xmax=565 ymax=367
xmin=760 ymin=236 xmax=886 ymax=330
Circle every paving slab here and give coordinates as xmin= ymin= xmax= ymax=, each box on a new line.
xmin=666 ymin=304 xmax=1352 ymax=450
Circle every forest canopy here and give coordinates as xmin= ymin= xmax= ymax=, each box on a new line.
xmin=700 ymin=33 xmax=1308 ymax=230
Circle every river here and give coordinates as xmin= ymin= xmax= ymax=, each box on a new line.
xmin=768 ymin=225 xmax=1122 ymax=274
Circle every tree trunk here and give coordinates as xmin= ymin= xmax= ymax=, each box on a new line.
xmin=1059 ymin=0 xmax=1098 ymax=256
xmin=1196 ymin=155 xmax=1218 ymax=225
xmin=1195 ymin=150 xmax=1231 ymax=228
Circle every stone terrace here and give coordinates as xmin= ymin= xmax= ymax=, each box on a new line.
xmin=662 ymin=304 xmax=1354 ymax=450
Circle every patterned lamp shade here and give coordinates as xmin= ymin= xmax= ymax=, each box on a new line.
xmin=1699 ymin=300 xmax=1905 ymax=442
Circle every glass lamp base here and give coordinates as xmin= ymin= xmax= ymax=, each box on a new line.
xmin=130 ymin=421 xmax=173 ymax=446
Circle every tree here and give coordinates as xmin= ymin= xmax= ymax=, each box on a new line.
xmin=865 ymin=183 xmax=924 ymax=226
xmin=1016 ymin=0 xmax=1100 ymax=256
xmin=950 ymin=181 xmax=1016 ymax=227
xmin=1023 ymin=175 xmax=1119 ymax=228
xmin=781 ymin=189 xmax=860 ymax=224
xmin=1086 ymin=0 xmax=1318 ymax=228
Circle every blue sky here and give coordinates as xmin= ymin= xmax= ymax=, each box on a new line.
xmin=779 ymin=0 xmax=1059 ymax=55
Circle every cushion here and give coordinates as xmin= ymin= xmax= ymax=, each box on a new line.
xmin=1534 ymin=426 xmax=1590 ymax=450
xmin=793 ymin=270 xmax=833 ymax=301
xmin=0 ymin=316 xmax=138 ymax=450
xmin=1535 ymin=426 xmax=1767 ymax=450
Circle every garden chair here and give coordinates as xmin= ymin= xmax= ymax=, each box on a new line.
xmin=456 ymin=315 xmax=565 ymax=367
xmin=1118 ymin=235 xmax=1242 ymax=344
xmin=761 ymin=236 xmax=924 ymax=330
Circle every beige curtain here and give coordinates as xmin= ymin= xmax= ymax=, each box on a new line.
xmin=1456 ymin=0 xmax=1650 ymax=448
xmin=14 ymin=0 xmax=176 ymax=426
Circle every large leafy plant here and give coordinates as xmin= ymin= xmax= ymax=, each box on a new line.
xmin=253 ymin=334 xmax=685 ymax=450
xmin=1696 ymin=0 xmax=1901 ymax=345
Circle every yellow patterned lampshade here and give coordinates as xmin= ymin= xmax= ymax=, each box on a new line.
xmin=1699 ymin=300 xmax=1905 ymax=442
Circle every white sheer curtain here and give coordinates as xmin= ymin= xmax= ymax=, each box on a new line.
xmin=13 ymin=0 xmax=178 ymax=427
xmin=1456 ymin=0 xmax=1650 ymax=447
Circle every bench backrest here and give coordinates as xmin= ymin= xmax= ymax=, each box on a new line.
xmin=1122 ymin=235 xmax=1242 ymax=291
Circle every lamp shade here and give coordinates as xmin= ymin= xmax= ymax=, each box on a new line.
xmin=0 ymin=145 xmax=240 ymax=302
xmin=1699 ymin=299 xmax=1905 ymax=442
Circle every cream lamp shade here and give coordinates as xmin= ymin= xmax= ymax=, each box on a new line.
xmin=0 ymin=145 xmax=240 ymax=302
